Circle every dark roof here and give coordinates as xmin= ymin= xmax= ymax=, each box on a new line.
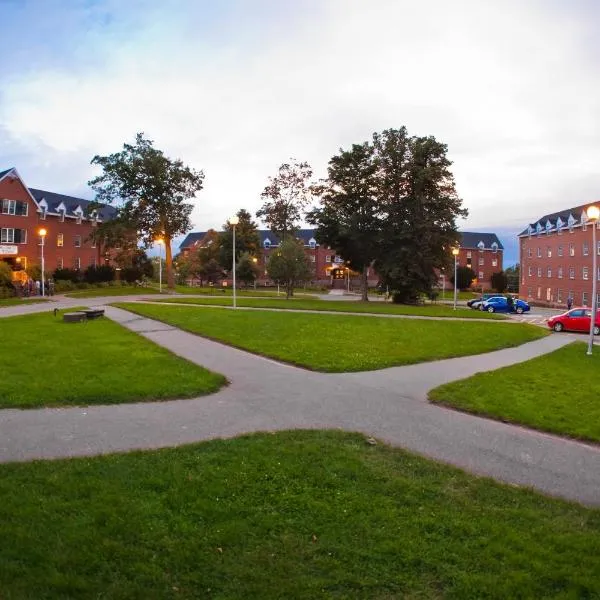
xmin=459 ymin=232 xmax=504 ymax=250
xmin=518 ymin=203 xmax=591 ymax=236
xmin=180 ymin=228 xmax=319 ymax=251
xmin=0 ymin=167 xmax=14 ymax=180
xmin=29 ymin=188 xmax=116 ymax=221
xmin=179 ymin=231 xmax=208 ymax=250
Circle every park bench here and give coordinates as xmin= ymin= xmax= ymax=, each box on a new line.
xmin=63 ymin=312 xmax=87 ymax=323
xmin=82 ymin=309 xmax=105 ymax=319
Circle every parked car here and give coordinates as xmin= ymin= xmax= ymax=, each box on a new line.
xmin=482 ymin=297 xmax=530 ymax=314
xmin=467 ymin=293 xmax=495 ymax=309
xmin=547 ymin=308 xmax=600 ymax=334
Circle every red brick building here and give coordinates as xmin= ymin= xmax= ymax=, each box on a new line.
xmin=0 ymin=168 xmax=115 ymax=280
xmin=519 ymin=204 xmax=600 ymax=307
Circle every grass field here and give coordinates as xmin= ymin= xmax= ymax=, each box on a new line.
xmin=0 ymin=430 xmax=597 ymax=599
xmin=146 ymin=295 xmax=508 ymax=319
xmin=429 ymin=342 xmax=600 ymax=442
xmin=160 ymin=284 xmax=318 ymax=297
xmin=64 ymin=286 xmax=161 ymax=298
xmin=0 ymin=297 xmax=49 ymax=308
xmin=0 ymin=310 xmax=225 ymax=408
xmin=115 ymin=303 xmax=546 ymax=372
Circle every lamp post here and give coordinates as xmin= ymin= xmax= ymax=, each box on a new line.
xmin=229 ymin=215 xmax=239 ymax=308
xmin=155 ymin=238 xmax=163 ymax=293
xmin=252 ymin=256 xmax=258 ymax=289
xmin=586 ymin=205 xmax=599 ymax=355
xmin=39 ymin=228 xmax=47 ymax=296
xmin=452 ymin=247 xmax=460 ymax=310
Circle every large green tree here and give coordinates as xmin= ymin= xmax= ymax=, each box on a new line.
xmin=219 ymin=209 xmax=261 ymax=270
xmin=89 ymin=133 xmax=204 ymax=289
xmin=256 ymin=160 xmax=313 ymax=241
xmin=373 ymin=128 xmax=467 ymax=303
xmin=307 ymin=142 xmax=380 ymax=301
xmin=266 ymin=238 xmax=312 ymax=299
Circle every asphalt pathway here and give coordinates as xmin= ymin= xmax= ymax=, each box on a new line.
xmin=1 ymin=303 xmax=598 ymax=507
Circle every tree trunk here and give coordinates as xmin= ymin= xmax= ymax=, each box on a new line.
xmin=165 ymin=235 xmax=175 ymax=289
xmin=286 ymin=280 xmax=292 ymax=299
xmin=361 ymin=266 xmax=369 ymax=302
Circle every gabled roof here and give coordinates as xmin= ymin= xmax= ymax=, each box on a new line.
xmin=180 ymin=228 xmax=322 ymax=251
xmin=29 ymin=188 xmax=116 ymax=221
xmin=180 ymin=232 xmax=208 ymax=250
xmin=0 ymin=167 xmax=14 ymax=181
xmin=459 ymin=232 xmax=504 ymax=250
xmin=518 ymin=204 xmax=591 ymax=236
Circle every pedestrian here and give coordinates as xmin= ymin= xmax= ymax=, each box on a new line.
xmin=48 ymin=278 xmax=55 ymax=296
xmin=506 ymin=294 xmax=514 ymax=312
xmin=567 ymin=296 xmax=573 ymax=310
xmin=27 ymin=278 xmax=33 ymax=297
xmin=35 ymin=279 xmax=41 ymax=295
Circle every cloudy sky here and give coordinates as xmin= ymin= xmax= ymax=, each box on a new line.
xmin=1 ymin=0 xmax=599 ymax=264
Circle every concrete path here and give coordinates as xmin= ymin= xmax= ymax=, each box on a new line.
xmin=1 ymin=304 xmax=598 ymax=507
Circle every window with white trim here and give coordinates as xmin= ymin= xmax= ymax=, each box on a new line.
xmin=537 ymin=267 xmax=542 ymax=277
xmin=74 ymin=235 xmax=81 ymax=248
xmin=59 ymin=209 xmax=65 ymax=222
xmin=569 ymin=243 xmax=575 ymax=256
xmin=466 ymin=251 xmax=472 ymax=258
xmin=558 ymin=267 xmax=563 ymax=279
xmin=478 ymin=257 xmax=484 ymax=266
xmin=325 ymin=255 xmax=331 ymax=263
xmin=478 ymin=271 xmax=484 ymax=280
xmin=569 ymin=266 xmax=575 ymax=279
xmin=547 ymin=246 xmax=552 ymax=257
xmin=528 ymin=266 xmax=532 ymax=276
xmin=57 ymin=257 xmax=63 ymax=269
xmin=73 ymin=257 xmax=81 ymax=270
xmin=583 ymin=267 xmax=589 ymax=280
xmin=583 ymin=292 xmax=588 ymax=306
xmin=57 ymin=233 xmax=63 ymax=247
xmin=557 ymin=289 xmax=563 ymax=303
xmin=537 ymin=247 xmax=541 ymax=257
xmin=583 ymin=241 xmax=589 ymax=256
xmin=40 ymin=207 xmax=47 ymax=220
xmin=492 ymin=259 xmax=497 ymax=267
xmin=527 ymin=248 xmax=532 ymax=258
xmin=547 ymin=267 xmax=552 ymax=278
xmin=557 ymin=245 xmax=563 ymax=257
xmin=310 ymin=255 xmax=316 ymax=263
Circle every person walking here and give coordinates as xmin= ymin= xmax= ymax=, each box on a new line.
xmin=567 ymin=296 xmax=573 ymax=310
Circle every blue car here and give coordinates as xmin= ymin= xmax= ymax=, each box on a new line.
xmin=482 ymin=296 xmax=530 ymax=314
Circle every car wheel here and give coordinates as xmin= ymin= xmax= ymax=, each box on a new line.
xmin=594 ymin=326 xmax=600 ymax=336
xmin=487 ymin=306 xmax=495 ymax=313
xmin=553 ymin=322 xmax=564 ymax=332
xmin=516 ymin=307 xmax=524 ymax=314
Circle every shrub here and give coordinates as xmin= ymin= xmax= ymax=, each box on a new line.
xmin=53 ymin=268 xmax=82 ymax=283
xmin=83 ymin=265 xmax=115 ymax=284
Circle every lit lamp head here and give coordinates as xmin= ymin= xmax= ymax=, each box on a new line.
xmin=452 ymin=247 xmax=460 ymax=256
xmin=38 ymin=228 xmax=47 ymax=237
xmin=229 ymin=216 xmax=240 ymax=226
xmin=587 ymin=205 xmax=600 ymax=222
xmin=252 ymin=257 xmax=258 ymax=263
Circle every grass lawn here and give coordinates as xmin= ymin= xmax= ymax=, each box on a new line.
xmin=0 ymin=431 xmax=598 ymax=599
xmin=115 ymin=302 xmax=546 ymax=372
xmin=429 ymin=342 xmax=600 ymax=443
xmin=0 ymin=310 xmax=225 ymax=409
xmin=64 ymin=286 xmax=161 ymax=298
xmin=157 ymin=284 xmax=317 ymax=297
xmin=0 ymin=297 xmax=49 ymax=308
xmin=146 ymin=295 xmax=508 ymax=319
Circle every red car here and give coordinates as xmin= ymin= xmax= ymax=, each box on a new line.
xmin=547 ymin=308 xmax=600 ymax=334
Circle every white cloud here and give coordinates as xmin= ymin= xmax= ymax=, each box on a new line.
xmin=1 ymin=0 xmax=600 ymax=242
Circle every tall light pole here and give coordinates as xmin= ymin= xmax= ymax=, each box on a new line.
xmin=229 ymin=215 xmax=239 ymax=309
xmin=155 ymin=238 xmax=163 ymax=293
xmin=586 ymin=205 xmax=599 ymax=355
xmin=39 ymin=228 xmax=47 ymax=296
xmin=452 ymin=247 xmax=460 ymax=310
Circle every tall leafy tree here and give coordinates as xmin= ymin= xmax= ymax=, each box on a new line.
xmin=88 ymin=133 xmax=204 ymax=288
xmin=219 ymin=209 xmax=261 ymax=269
xmin=266 ymin=238 xmax=312 ymax=299
xmin=236 ymin=252 xmax=260 ymax=287
xmin=256 ymin=160 xmax=313 ymax=240
xmin=307 ymin=142 xmax=380 ymax=301
xmin=373 ymin=128 xmax=467 ymax=303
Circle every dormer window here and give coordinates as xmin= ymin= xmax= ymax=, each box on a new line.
xmin=491 ymin=242 xmax=498 ymax=253
xmin=60 ymin=209 xmax=65 ymax=222
xmin=535 ymin=223 xmax=543 ymax=236
xmin=477 ymin=241 xmax=485 ymax=252
xmin=545 ymin=220 xmax=552 ymax=233
xmin=263 ymin=238 xmax=271 ymax=249
xmin=308 ymin=237 xmax=316 ymax=249
xmin=568 ymin=214 xmax=576 ymax=232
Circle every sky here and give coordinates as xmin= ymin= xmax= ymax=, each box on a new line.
xmin=1 ymin=0 xmax=600 ymax=265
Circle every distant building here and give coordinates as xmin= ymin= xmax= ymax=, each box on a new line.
xmin=519 ymin=204 xmax=599 ymax=307
xmin=450 ymin=232 xmax=504 ymax=289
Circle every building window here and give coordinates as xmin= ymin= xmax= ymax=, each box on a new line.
xmin=308 ymin=238 xmax=316 ymax=249
xmin=583 ymin=292 xmax=588 ymax=306
xmin=558 ymin=267 xmax=563 ymax=279
xmin=56 ymin=257 xmax=63 ymax=269
xmin=73 ymin=257 xmax=81 ymax=270
xmin=478 ymin=257 xmax=484 ymax=266
xmin=40 ymin=208 xmax=47 ymax=220
xmin=1 ymin=199 xmax=15 ymax=215
xmin=569 ymin=243 xmax=575 ymax=256
xmin=478 ymin=271 xmax=484 ymax=280
xmin=57 ymin=233 xmax=63 ymax=247
xmin=74 ymin=235 xmax=81 ymax=248
xmin=557 ymin=289 xmax=563 ymax=303
xmin=466 ymin=251 xmax=472 ymax=258
xmin=557 ymin=245 xmax=563 ymax=257
xmin=597 ymin=292 xmax=600 ymax=308
xmin=59 ymin=209 xmax=65 ymax=222
xmin=569 ymin=267 xmax=575 ymax=279
xmin=76 ymin=215 xmax=82 ymax=225
xmin=583 ymin=242 xmax=589 ymax=256
xmin=527 ymin=248 xmax=532 ymax=258
xmin=583 ymin=267 xmax=589 ymax=280
xmin=547 ymin=267 xmax=552 ymax=278
xmin=325 ymin=255 xmax=331 ymax=263
xmin=597 ymin=241 xmax=600 ymax=255
xmin=537 ymin=267 xmax=542 ymax=277
xmin=1 ymin=228 xmax=14 ymax=243
xmin=334 ymin=256 xmax=343 ymax=264
xmin=527 ymin=266 xmax=532 ymax=276
xmin=537 ymin=247 xmax=541 ymax=258
xmin=527 ymin=287 xmax=532 ymax=298
xmin=91 ymin=237 xmax=96 ymax=249
xmin=492 ymin=259 xmax=497 ymax=267
xmin=547 ymin=247 xmax=552 ymax=257
xmin=310 ymin=255 xmax=316 ymax=263
xmin=537 ymin=287 xmax=541 ymax=299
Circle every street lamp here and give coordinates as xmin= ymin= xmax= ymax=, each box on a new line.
xmin=38 ymin=228 xmax=47 ymax=296
xmin=452 ymin=247 xmax=460 ymax=310
xmin=229 ymin=215 xmax=240 ymax=308
xmin=155 ymin=237 xmax=164 ymax=293
xmin=586 ymin=205 xmax=599 ymax=355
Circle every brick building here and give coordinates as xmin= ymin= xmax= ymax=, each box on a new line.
xmin=0 ymin=168 xmax=115 ymax=281
xmin=519 ymin=204 xmax=600 ymax=307
xmin=449 ymin=232 xmax=504 ymax=289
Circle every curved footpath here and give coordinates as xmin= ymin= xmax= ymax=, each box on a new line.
xmin=0 ymin=302 xmax=598 ymax=506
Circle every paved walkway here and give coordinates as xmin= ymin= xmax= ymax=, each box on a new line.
xmin=1 ymin=303 xmax=598 ymax=506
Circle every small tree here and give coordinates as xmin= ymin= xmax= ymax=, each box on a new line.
xmin=451 ymin=266 xmax=476 ymax=290
xmin=256 ymin=160 xmax=314 ymax=241
xmin=490 ymin=271 xmax=508 ymax=293
xmin=266 ymin=238 xmax=312 ymax=299
xmin=236 ymin=253 xmax=259 ymax=287
xmin=84 ymin=265 xmax=115 ymax=283
xmin=200 ymin=258 xmax=224 ymax=284
xmin=0 ymin=261 xmax=13 ymax=287
xmin=219 ymin=209 xmax=261 ymax=270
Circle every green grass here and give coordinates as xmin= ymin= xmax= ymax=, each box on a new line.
xmin=64 ymin=286 xmax=161 ymax=298
xmin=146 ymin=295 xmax=508 ymax=319
xmin=0 ymin=297 xmax=50 ymax=307
xmin=0 ymin=430 xmax=598 ymax=599
xmin=115 ymin=302 xmax=546 ymax=372
xmin=0 ymin=310 xmax=225 ymax=408
xmin=429 ymin=342 xmax=600 ymax=443
xmin=160 ymin=284 xmax=317 ymax=297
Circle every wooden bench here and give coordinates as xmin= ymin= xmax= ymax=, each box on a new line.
xmin=82 ymin=309 xmax=105 ymax=319
xmin=63 ymin=312 xmax=87 ymax=323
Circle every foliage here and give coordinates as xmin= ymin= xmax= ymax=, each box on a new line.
xmin=491 ymin=270 xmax=508 ymax=293
xmin=308 ymin=142 xmax=380 ymax=301
xmin=236 ymin=252 xmax=259 ymax=287
xmin=0 ymin=261 xmax=13 ymax=287
xmin=452 ymin=266 xmax=476 ymax=290
xmin=430 ymin=342 xmax=600 ymax=442
xmin=89 ymin=133 xmax=205 ymax=288
xmin=0 ymin=310 xmax=224 ymax=408
xmin=266 ymin=238 xmax=312 ymax=299
xmin=372 ymin=127 xmax=467 ymax=303
xmin=256 ymin=159 xmax=314 ymax=240
xmin=505 ymin=263 xmax=520 ymax=293
xmin=83 ymin=265 xmax=115 ymax=284
xmin=219 ymin=209 xmax=261 ymax=269
xmin=117 ymin=303 xmax=546 ymax=372
xmin=53 ymin=268 xmax=82 ymax=283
